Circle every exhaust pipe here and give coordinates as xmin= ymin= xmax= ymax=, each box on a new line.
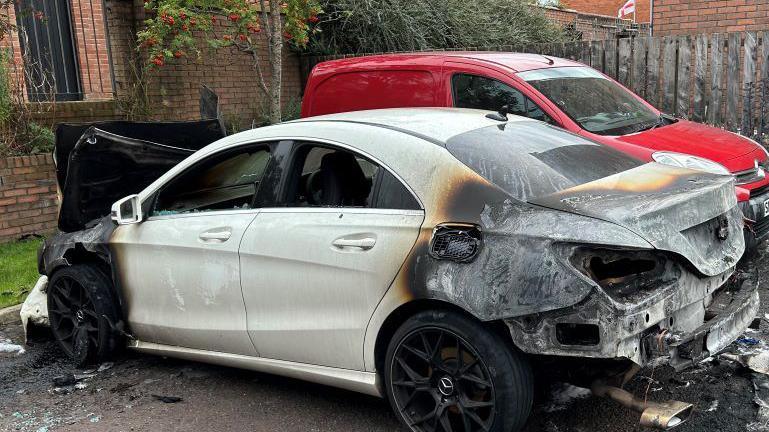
xmin=591 ymin=380 xmax=693 ymax=430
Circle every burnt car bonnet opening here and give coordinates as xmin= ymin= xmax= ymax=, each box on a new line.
xmin=55 ymin=120 xmax=226 ymax=232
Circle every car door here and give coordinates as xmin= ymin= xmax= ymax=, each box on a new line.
xmin=444 ymin=62 xmax=563 ymax=125
xmin=239 ymin=141 xmax=424 ymax=370
xmin=111 ymin=143 xmax=275 ymax=356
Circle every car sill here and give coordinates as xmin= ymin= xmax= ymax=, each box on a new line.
xmin=127 ymin=340 xmax=383 ymax=397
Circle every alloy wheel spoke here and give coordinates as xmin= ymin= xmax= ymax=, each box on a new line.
xmin=397 ymin=356 xmax=429 ymax=383
xmin=458 ymin=372 xmax=491 ymax=389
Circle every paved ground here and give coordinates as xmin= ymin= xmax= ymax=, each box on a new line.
xmin=0 ymin=244 xmax=767 ymax=432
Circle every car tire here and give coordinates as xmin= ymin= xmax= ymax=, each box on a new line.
xmin=384 ymin=309 xmax=533 ymax=432
xmin=47 ymin=265 xmax=123 ymax=367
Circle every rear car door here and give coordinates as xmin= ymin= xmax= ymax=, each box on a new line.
xmin=111 ymin=143 xmax=275 ymax=356
xmin=239 ymin=141 xmax=424 ymax=370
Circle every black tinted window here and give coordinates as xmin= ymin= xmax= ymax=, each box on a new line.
xmin=284 ymin=143 xmax=420 ymax=210
xmin=446 ymin=123 xmax=641 ymax=202
xmin=152 ymin=147 xmax=270 ymax=215
xmin=452 ymin=74 xmax=554 ymax=124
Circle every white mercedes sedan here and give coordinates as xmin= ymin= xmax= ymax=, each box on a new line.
xmin=30 ymin=108 xmax=755 ymax=432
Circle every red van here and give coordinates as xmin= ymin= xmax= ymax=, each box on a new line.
xmin=301 ymin=52 xmax=769 ymax=248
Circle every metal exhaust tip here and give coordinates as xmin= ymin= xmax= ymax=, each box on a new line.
xmin=639 ymin=401 xmax=693 ymax=430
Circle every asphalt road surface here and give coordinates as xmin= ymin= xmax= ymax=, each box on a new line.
xmin=0 ymin=244 xmax=767 ymax=432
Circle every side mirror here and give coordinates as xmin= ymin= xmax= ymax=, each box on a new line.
xmin=111 ymin=194 xmax=143 ymax=225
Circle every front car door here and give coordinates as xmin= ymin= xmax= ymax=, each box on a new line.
xmin=111 ymin=143 xmax=275 ymax=356
xmin=239 ymin=140 xmax=424 ymax=370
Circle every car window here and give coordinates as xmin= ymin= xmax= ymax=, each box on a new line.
xmin=452 ymin=73 xmax=555 ymax=124
xmin=284 ymin=143 xmax=419 ymax=210
xmin=152 ymin=146 xmax=271 ymax=216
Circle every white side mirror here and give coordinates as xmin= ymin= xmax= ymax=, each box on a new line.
xmin=111 ymin=194 xmax=143 ymax=225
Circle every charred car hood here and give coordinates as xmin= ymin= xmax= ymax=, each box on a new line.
xmin=55 ymin=120 xmax=226 ymax=232
xmin=530 ymin=163 xmax=744 ymax=276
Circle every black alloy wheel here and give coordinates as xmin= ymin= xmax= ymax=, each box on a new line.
xmin=47 ymin=265 xmax=122 ymax=366
xmin=391 ymin=327 xmax=496 ymax=432
xmin=385 ymin=310 xmax=533 ymax=432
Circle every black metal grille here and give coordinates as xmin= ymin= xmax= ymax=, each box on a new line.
xmin=754 ymin=216 xmax=769 ymax=240
xmin=430 ymin=228 xmax=481 ymax=262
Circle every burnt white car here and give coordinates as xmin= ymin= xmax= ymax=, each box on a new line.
xmin=31 ymin=109 xmax=756 ymax=432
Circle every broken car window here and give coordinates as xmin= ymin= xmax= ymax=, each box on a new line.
xmin=151 ymin=147 xmax=271 ymax=215
xmin=452 ymin=74 xmax=555 ymax=124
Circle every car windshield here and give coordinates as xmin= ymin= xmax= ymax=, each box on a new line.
xmin=446 ymin=122 xmax=642 ymax=202
xmin=519 ymin=67 xmax=660 ymax=136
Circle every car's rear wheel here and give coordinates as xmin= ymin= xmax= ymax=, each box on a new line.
xmin=47 ymin=265 xmax=122 ymax=366
xmin=384 ymin=310 xmax=533 ymax=432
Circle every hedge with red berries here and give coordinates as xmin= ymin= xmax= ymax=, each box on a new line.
xmin=138 ymin=0 xmax=321 ymax=68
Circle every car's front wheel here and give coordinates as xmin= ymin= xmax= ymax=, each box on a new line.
xmin=384 ymin=310 xmax=533 ymax=432
xmin=47 ymin=265 xmax=122 ymax=366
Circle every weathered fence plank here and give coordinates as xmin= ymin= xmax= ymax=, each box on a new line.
xmin=604 ymin=38 xmax=617 ymax=79
xmin=647 ymin=37 xmax=661 ymax=107
xmin=676 ymin=36 xmax=692 ymax=119
xmin=591 ymin=40 xmax=603 ymax=71
xmin=709 ymin=33 xmax=723 ymax=125
xmin=662 ymin=36 xmax=677 ymax=114
xmin=692 ymin=35 xmax=708 ymax=122
xmin=742 ymin=32 xmax=757 ymax=135
xmin=632 ymin=37 xmax=648 ymax=98
xmin=726 ymin=33 xmax=741 ymax=131
xmin=761 ymin=32 xmax=769 ymax=138
xmin=618 ymin=38 xmax=632 ymax=87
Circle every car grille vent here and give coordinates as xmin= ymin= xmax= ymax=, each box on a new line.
xmin=430 ymin=225 xmax=482 ymax=263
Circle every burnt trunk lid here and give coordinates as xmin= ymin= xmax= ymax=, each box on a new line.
xmin=529 ymin=163 xmax=744 ymax=276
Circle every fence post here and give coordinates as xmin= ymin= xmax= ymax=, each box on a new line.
xmin=760 ymin=32 xmax=769 ymax=140
xmin=692 ymin=35 xmax=708 ymax=122
xmin=709 ymin=33 xmax=723 ymax=126
xmin=604 ymin=38 xmax=618 ymax=79
xmin=726 ymin=32 xmax=741 ymax=131
xmin=662 ymin=36 xmax=678 ymax=114
xmin=742 ymin=31 xmax=758 ymax=136
xmin=632 ymin=37 xmax=649 ymax=98
xmin=676 ymin=35 xmax=692 ymax=119
xmin=647 ymin=37 xmax=661 ymax=108
xmin=591 ymin=40 xmax=604 ymax=72
xmin=618 ymin=38 xmax=632 ymax=87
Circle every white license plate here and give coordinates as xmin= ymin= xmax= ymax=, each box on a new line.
xmin=764 ymin=199 xmax=769 ymax=217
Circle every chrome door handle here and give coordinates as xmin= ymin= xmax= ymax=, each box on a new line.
xmin=332 ymin=237 xmax=376 ymax=250
xmin=199 ymin=230 xmax=232 ymax=242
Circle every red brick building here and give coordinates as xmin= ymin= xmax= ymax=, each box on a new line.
xmin=652 ymin=0 xmax=769 ymax=36
xmin=561 ymin=0 xmax=652 ymax=23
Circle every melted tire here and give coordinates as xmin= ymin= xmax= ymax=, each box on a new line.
xmin=384 ymin=310 xmax=533 ymax=432
xmin=47 ymin=265 xmax=122 ymax=367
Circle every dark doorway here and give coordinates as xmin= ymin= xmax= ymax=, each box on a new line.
xmin=15 ymin=0 xmax=82 ymax=101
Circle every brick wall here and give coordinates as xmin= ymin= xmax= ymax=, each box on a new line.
xmin=561 ymin=0 xmax=652 ymax=23
xmin=71 ymin=0 xmax=115 ymax=99
xmin=107 ymin=2 xmax=304 ymax=128
xmin=0 ymin=155 xmax=58 ymax=243
xmin=653 ymin=0 xmax=769 ymax=36
xmin=540 ymin=6 xmax=649 ymax=41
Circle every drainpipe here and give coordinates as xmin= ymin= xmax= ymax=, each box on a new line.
xmin=649 ymin=0 xmax=654 ymax=36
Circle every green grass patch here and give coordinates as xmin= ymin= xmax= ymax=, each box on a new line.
xmin=0 ymin=237 xmax=42 ymax=309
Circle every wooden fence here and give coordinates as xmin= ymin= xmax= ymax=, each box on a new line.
xmin=301 ymin=32 xmax=769 ymax=142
